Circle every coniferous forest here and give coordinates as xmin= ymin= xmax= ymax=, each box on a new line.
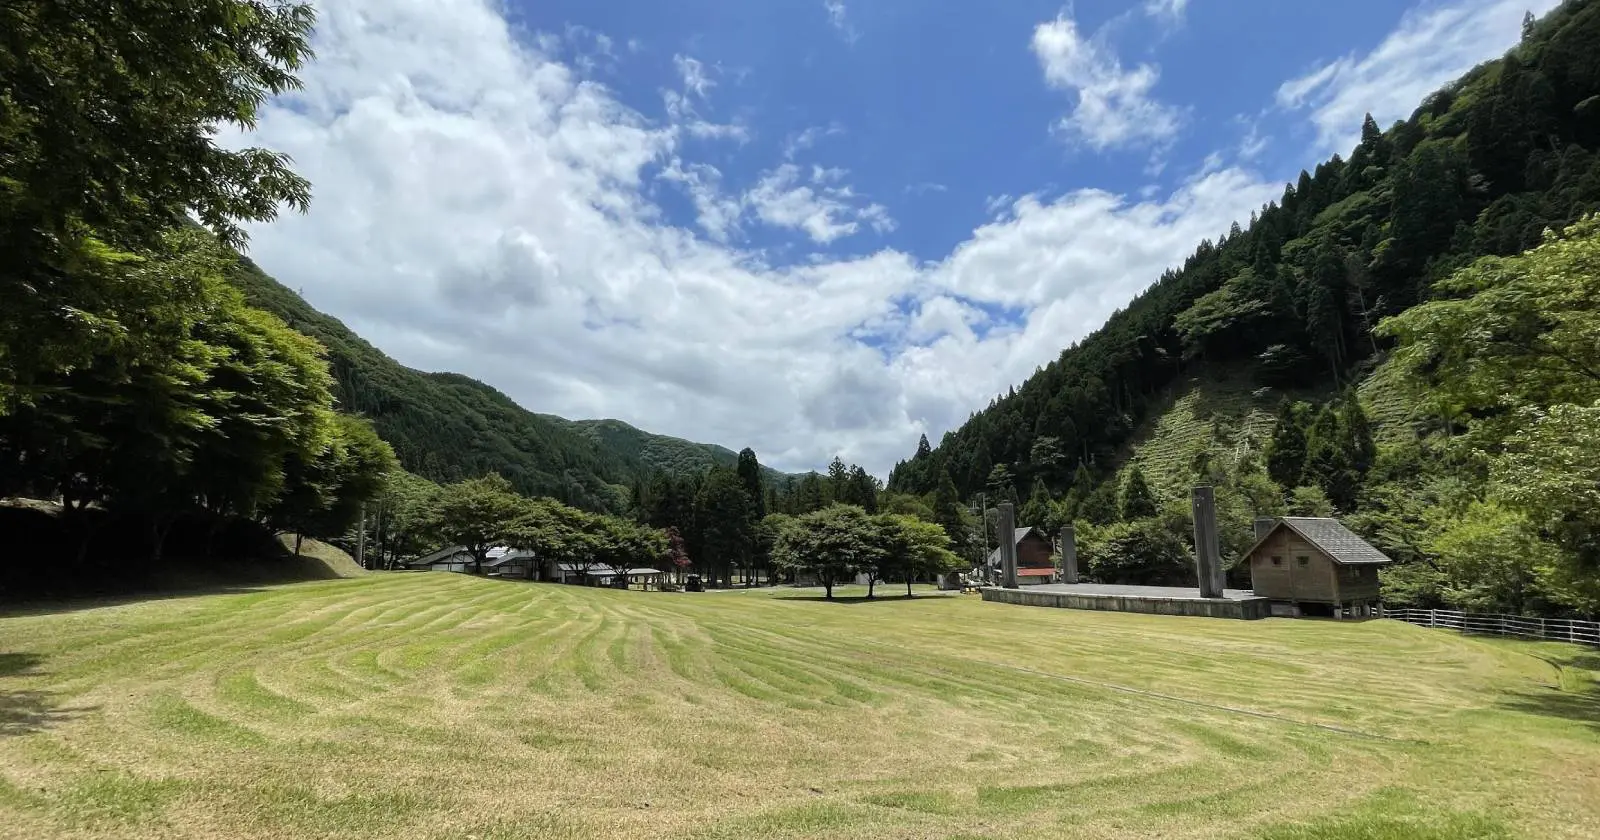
xmin=888 ymin=2 xmax=1600 ymax=617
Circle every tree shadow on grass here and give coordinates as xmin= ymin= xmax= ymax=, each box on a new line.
xmin=0 ymin=583 xmax=279 ymax=619
xmin=776 ymin=594 xmax=959 ymax=605
xmin=0 ymin=652 xmax=99 ymax=737
xmin=1495 ymin=689 xmax=1600 ymax=735
xmin=1491 ymin=643 xmax=1600 ymax=734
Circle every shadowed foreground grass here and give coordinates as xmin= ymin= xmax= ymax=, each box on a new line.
xmin=1 ymin=575 xmax=1597 ymax=839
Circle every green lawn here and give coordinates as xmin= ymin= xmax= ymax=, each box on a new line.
xmin=1 ymin=575 xmax=1597 ymax=839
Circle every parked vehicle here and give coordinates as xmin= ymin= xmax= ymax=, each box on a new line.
xmin=684 ymin=574 xmax=704 ymax=592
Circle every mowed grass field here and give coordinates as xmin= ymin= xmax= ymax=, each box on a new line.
xmin=2 ymin=574 xmax=1598 ymax=840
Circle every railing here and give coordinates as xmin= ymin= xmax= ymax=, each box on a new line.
xmin=1383 ymin=607 xmax=1600 ymax=647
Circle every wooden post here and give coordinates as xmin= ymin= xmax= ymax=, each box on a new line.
xmin=1059 ymin=524 xmax=1078 ymax=584
xmin=998 ymin=503 xmax=1018 ymax=589
xmin=1191 ymin=486 xmax=1224 ymax=598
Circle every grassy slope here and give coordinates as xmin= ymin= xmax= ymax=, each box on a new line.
xmin=2 ymin=577 xmax=1596 ymax=839
xmin=1116 ymin=360 xmax=1428 ymax=501
xmin=1117 ymin=367 xmax=1329 ymax=501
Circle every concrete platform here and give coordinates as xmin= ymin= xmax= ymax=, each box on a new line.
xmin=982 ymin=583 xmax=1272 ymax=620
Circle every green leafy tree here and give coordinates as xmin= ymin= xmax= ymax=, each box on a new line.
xmin=826 ymin=457 xmax=851 ymax=504
xmin=986 ymin=463 xmax=1017 ymax=505
xmin=792 ymin=472 xmax=827 ymax=514
xmin=1429 ymin=502 xmax=1557 ymax=614
xmin=772 ymin=504 xmax=881 ymax=600
xmin=735 ymin=448 xmax=766 ymax=520
xmin=848 ymin=465 xmax=881 ymax=514
xmin=1028 ymin=436 xmax=1066 ymax=482
xmin=367 ymin=470 xmax=439 ymax=569
xmin=269 ymin=414 xmax=397 ymax=556
xmin=881 ymin=491 xmax=936 ymax=522
xmin=1 ymin=0 xmax=317 ymax=407
xmin=931 ymin=467 xmax=967 ymax=549
xmin=1118 ymin=465 xmax=1159 ymax=521
xmin=756 ymin=513 xmax=793 ymax=583
xmin=1302 ymin=406 xmax=1359 ymax=510
xmin=1020 ymin=480 xmax=1057 ymax=535
xmin=1078 ymin=515 xmax=1190 ymax=585
xmin=1061 ymin=462 xmax=1095 ymax=519
xmin=417 ymin=474 xmax=527 ymax=574
xmin=1338 ymin=393 xmax=1377 ymax=479
xmin=1265 ymin=401 xmax=1312 ymax=490
xmin=1490 ymin=402 xmax=1600 ymax=612
xmin=1078 ymin=481 xmax=1120 ymax=526
xmin=694 ymin=466 xmax=754 ymax=586
xmin=1287 ymin=485 xmax=1335 ymax=517
xmin=873 ymin=514 xmax=962 ymax=597
xmin=509 ymin=498 xmax=600 ymax=578
xmin=1381 ymin=216 xmax=1600 ymax=423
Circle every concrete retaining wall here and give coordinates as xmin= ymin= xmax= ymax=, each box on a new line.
xmin=982 ymin=587 xmax=1271 ymax=620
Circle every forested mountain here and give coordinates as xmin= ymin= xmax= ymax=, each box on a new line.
xmin=541 ymin=417 xmax=796 ymax=485
xmin=889 ymin=1 xmax=1600 ymax=615
xmin=229 ymin=258 xmax=796 ymax=511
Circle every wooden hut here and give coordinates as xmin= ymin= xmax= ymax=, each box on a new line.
xmin=1244 ymin=517 xmax=1391 ymax=618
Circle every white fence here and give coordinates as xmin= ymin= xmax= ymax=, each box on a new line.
xmin=1383 ymin=607 xmax=1600 ymax=647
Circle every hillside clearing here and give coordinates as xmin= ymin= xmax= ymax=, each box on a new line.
xmin=1 ymin=576 xmax=1597 ymax=839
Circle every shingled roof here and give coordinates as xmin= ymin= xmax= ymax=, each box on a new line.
xmin=1249 ymin=517 xmax=1393 ymax=565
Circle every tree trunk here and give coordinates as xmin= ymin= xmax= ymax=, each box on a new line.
xmin=823 ymin=573 xmax=833 ymax=600
xmin=906 ymin=575 xmax=914 ymax=598
xmin=293 ymin=532 xmax=304 ymax=556
xmin=867 ymin=575 xmax=876 ymax=599
xmin=150 ymin=516 xmax=174 ymax=564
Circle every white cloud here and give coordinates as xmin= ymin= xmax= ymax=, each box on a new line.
xmin=673 ymin=54 xmax=715 ymax=99
xmin=230 ymin=0 xmax=1274 ymax=477
xmin=1143 ymin=0 xmax=1189 ymax=24
xmin=745 ymin=164 xmax=893 ymax=244
xmin=824 ymin=1 xmax=858 ymax=42
xmin=663 ymin=55 xmax=749 ymax=144
xmin=784 ymin=123 xmax=844 ymax=159
xmin=1031 ymin=12 xmax=1184 ymax=151
xmin=1277 ymin=0 xmax=1560 ymax=154
xmin=1236 ymin=114 xmax=1270 ymax=161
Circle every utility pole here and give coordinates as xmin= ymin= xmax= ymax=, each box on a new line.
xmin=978 ymin=491 xmax=990 ymax=583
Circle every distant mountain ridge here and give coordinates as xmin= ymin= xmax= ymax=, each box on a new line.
xmin=226 ymin=258 xmax=799 ymax=512
xmin=543 ymin=417 xmax=798 ymax=486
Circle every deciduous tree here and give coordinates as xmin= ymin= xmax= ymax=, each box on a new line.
xmin=417 ymin=474 xmax=527 ymax=574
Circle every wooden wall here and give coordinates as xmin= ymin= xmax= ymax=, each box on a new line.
xmin=1247 ymin=528 xmax=1378 ymax=604
xmin=1017 ymin=533 xmax=1053 ymax=569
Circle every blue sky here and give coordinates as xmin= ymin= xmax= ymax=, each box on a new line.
xmin=232 ymin=0 xmax=1557 ymax=475
xmin=516 ymin=0 xmax=1465 ymax=266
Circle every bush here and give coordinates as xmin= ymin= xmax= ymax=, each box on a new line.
xmin=1079 ymin=515 xmax=1191 ymax=585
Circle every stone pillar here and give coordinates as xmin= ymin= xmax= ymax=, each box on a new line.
xmin=998 ymin=502 xmax=1018 ymax=589
xmin=1191 ymin=486 xmax=1225 ymax=598
xmin=1253 ymin=516 xmax=1276 ymax=543
xmin=1059 ymin=524 xmax=1078 ymax=584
